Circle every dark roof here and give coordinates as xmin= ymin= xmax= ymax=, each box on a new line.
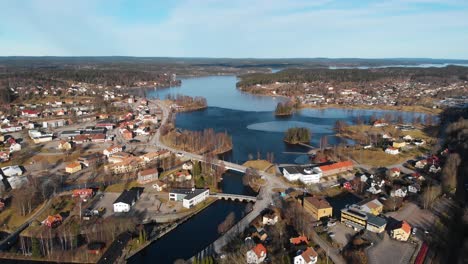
xmin=366 ymin=214 xmax=387 ymax=227
xmin=113 ymin=187 xmax=143 ymax=205
xmin=169 ymin=188 xmax=208 ymax=200
xmin=283 ymin=165 xmax=316 ymax=175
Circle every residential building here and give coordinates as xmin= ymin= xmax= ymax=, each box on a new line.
xmin=72 ymin=189 xmax=94 ymax=199
xmin=137 ymin=168 xmax=159 ymax=184
xmin=9 ymin=143 xmax=21 ymax=153
xmin=294 ymin=247 xmax=318 ymax=264
xmin=42 ymin=119 xmax=66 ymax=128
xmin=169 ymin=188 xmax=209 ymax=208
xmin=391 ymin=221 xmax=411 ymax=241
xmin=388 ymin=167 xmax=401 ymax=177
xmin=341 ymin=208 xmax=368 ymax=230
xmin=21 ymin=110 xmax=41 ymax=118
xmin=262 ymin=211 xmax=278 ymax=226
xmin=58 ymin=140 xmax=73 ymax=151
xmin=290 ymin=235 xmax=308 ymax=245
xmin=103 ymin=145 xmax=123 ymax=157
xmin=319 ymin=160 xmax=353 ymax=177
xmin=385 ymin=147 xmax=399 ymax=155
xmin=1 ymin=165 xmax=23 ymax=177
xmin=246 ymin=243 xmax=267 ymax=264
xmin=303 ymin=196 xmax=333 ymax=220
xmin=151 ymin=180 xmax=167 ymax=191
xmin=78 ymin=153 xmax=105 ymax=167
xmin=391 ymin=187 xmax=407 ymax=198
xmin=282 ymin=166 xmax=322 ymax=184
xmin=65 ymin=162 xmax=82 ymax=174
xmin=357 ymin=199 xmax=383 ymax=216
xmin=366 ymin=214 xmax=387 ymax=233
xmin=44 ymin=214 xmax=63 ymax=228
xmin=392 ymin=141 xmax=406 ymax=148
xmin=113 ymin=187 xmax=143 ymax=213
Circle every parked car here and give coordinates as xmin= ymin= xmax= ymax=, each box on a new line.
xmin=327 ymin=221 xmax=337 ymax=227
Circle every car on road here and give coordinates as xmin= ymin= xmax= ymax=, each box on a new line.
xmin=412 ymin=227 xmax=418 ymax=235
xmin=327 ymin=221 xmax=337 ymax=227
xmin=176 ymin=152 xmax=184 ymax=157
xmin=328 ymin=232 xmax=335 ymax=237
xmin=129 ymin=139 xmax=141 ymax=143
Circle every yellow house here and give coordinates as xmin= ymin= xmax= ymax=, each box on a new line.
xmin=392 ymin=141 xmax=406 ymax=148
xmin=303 ymin=196 xmax=333 ymax=220
xmin=65 ymin=162 xmax=82 ymax=174
xmin=391 ymin=221 xmax=411 ymax=241
xmin=357 ymin=199 xmax=383 ymax=216
xmin=58 ymin=140 xmax=72 ymax=151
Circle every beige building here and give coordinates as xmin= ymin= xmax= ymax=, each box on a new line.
xmin=65 ymin=162 xmax=82 ymax=174
xmin=391 ymin=220 xmax=411 ymax=241
xmin=303 ymin=196 xmax=333 ymax=220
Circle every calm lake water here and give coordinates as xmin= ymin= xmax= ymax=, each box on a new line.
xmin=147 ymin=75 xmax=430 ymax=164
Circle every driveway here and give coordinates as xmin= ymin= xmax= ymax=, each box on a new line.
xmin=329 ymin=222 xmax=357 ymax=249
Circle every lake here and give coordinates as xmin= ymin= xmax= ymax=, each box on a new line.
xmin=147 ymin=75 xmax=430 ymax=164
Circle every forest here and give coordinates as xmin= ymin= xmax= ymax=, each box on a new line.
xmin=284 ymin=127 xmax=311 ymax=144
xmin=162 ymin=128 xmax=233 ymax=155
xmin=237 ymin=65 xmax=468 ymax=87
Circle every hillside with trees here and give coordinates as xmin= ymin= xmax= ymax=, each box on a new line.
xmin=237 ymin=66 xmax=468 ymax=87
xmin=274 ymin=101 xmax=295 ymax=116
xmin=284 ymin=127 xmax=311 ymax=144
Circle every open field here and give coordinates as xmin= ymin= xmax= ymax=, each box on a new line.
xmin=242 ymin=159 xmax=273 ymax=172
xmin=104 ymin=180 xmax=140 ymax=193
xmin=347 ymin=147 xmax=427 ymax=167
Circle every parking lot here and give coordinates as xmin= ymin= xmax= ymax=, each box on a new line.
xmin=92 ymin=192 xmax=120 ymax=218
xmin=366 ymin=233 xmax=416 ymax=264
xmin=386 ymin=202 xmax=435 ymax=230
xmin=329 ymin=222 xmax=357 ymax=249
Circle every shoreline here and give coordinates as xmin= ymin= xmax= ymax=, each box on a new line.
xmin=298 ymin=103 xmax=441 ymax=115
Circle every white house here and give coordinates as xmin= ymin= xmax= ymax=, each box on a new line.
xmin=391 ymin=187 xmax=407 ymax=198
xmin=9 ymin=143 xmax=21 ymax=153
xmin=103 ymin=145 xmax=123 ymax=158
xmin=1 ymin=165 xmax=23 ymax=177
xmin=294 ymin=247 xmax=318 ymax=264
xmin=385 ymin=147 xmax=399 ymax=155
xmin=113 ymin=188 xmax=142 ymax=213
xmin=169 ymin=188 xmax=209 ymax=209
xmin=282 ymin=166 xmax=322 ymax=184
xmin=262 ymin=211 xmax=278 ymax=226
xmin=246 ymin=244 xmax=267 ymax=264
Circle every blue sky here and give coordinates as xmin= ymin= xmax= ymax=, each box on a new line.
xmin=1 ymin=0 xmax=468 ymax=58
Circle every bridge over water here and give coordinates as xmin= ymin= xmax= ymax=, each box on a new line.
xmin=210 ymin=193 xmax=257 ymax=202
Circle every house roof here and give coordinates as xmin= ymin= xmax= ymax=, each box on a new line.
xmin=400 ymin=221 xmax=412 ymax=234
xmin=252 ymin=244 xmax=267 ymax=258
xmin=390 ymin=167 xmax=401 ymax=172
xmin=46 ymin=214 xmax=62 ymax=223
xmin=283 ymin=165 xmax=319 ymax=175
xmin=304 ymin=196 xmax=331 ymax=209
xmin=169 ymin=188 xmax=208 ymax=200
xmin=113 ymin=188 xmax=142 ymax=205
xmin=319 ymin=160 xmax=353 ymax=172
xmin=139 ymin=168 xmax=158 ymax=177
xmin=290 ymin=235 xmax=308 ymax=245
xmin=300 ymin=247 xmax=318 ymax=262
xmin=66 ymin=162 xmax=81 ymax=169
xmin=366 ymin=214 xmax=387 ymax=227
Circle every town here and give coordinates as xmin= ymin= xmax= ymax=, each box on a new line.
xmin=0 ymin=53 xmax=467 ymax=264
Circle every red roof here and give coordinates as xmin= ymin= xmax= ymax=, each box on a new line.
xmin=400 ymin=221 xmax=411 ymax=234
xmin=391 ymin=168 xmax=401 ymax=172
xmin=252 ymin=244 xmax=266 ymax=258
xmin=319 ymin=161 xmax=353 ymax=172
xmin=290 ymin=235 xmax=308 ymax=245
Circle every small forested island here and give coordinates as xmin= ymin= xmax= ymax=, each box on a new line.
xmin=284 ymin=127 xmax=311 ymax=144
xmin=167 ymin=94 xmax=208 ymax=112
xmin=275 ymin=101 xmax=295 ymax=116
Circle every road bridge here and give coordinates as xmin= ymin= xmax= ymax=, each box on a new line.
xmin=210 ymin=193 xmax=257 ymax=202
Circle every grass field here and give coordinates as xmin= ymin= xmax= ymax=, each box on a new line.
xmin=104 ymin=180 xmax=140 ymax=193
xmin=243 ymin=159 xmax=274 ymax=172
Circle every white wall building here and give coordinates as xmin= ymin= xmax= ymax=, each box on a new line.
xmin=169 ymin=188 xmax=209 ymax=209
xmin=282 ymin=166 xmax=322 ymax=184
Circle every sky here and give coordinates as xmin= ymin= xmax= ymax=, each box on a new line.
xmin=1 ymin=0 xmax=468 ymax=58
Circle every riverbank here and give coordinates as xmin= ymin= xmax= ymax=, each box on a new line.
xmin=300 ymin=103 xmax=441 ymax=115
xmin=124 ymin=197 xmax=218 ymax=260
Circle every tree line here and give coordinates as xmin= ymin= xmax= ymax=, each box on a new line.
xmin=237 ymin=65 xmax=468 ymax=87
